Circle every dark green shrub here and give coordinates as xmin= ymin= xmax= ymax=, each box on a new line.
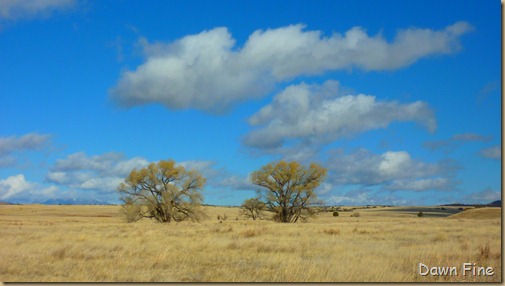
xmin=418 ymin=211 xmax=424 ymax=217
xmin=332 ymin=211 xmax=339 ymax=217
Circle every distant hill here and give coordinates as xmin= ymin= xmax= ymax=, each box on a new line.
xmin=41 ymin=198 xmax=112 ymax=205
xmin=488 ymin=200 xmax=501 ymax=206
xmin=449 ymin=207 xmax=501 ymax=219
xmin=441 ymin=200 xmax=501 ymax=207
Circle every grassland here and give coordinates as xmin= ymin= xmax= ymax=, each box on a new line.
xmin=0 ymin=204 xmax=501 ymax=282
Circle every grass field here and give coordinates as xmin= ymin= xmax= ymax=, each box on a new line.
xmin=0 ymin=204 xmax=501 ymax=282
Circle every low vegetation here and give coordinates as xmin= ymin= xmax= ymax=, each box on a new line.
xmin=0 ymin=204 xmax=500 ymax=282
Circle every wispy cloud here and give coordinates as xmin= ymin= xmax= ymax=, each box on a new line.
xmin=244 ymin=80 xmax=436 ymax=150
xmin=0 ymin=0 xmax=77 ymax=20
xmin=479 ymin=145 xmax=501 ymax=160
xmin=110 ymin=22 xmax=472 ymax=113
xmin=423 ymin=133 xmax=492 ymax=154
xmin=0 ymin=133 xmax=52 ymax=168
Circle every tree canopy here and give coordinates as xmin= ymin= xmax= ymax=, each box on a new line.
xmin=118 ymin=159 xmax=205 ymax=223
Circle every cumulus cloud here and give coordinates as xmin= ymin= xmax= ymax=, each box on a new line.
xmin=0 ymin=174 xmax=88 ymax=204
xmin=325 ymin=149 xmax=460 ymax=191
xmin=479 ymin=145 xmax=501 ymax=160
xmin=0 ymin=174 xmax=34 ymax=200
xmin=47 ymin=152 xmax=149 ymax=192
xmin=0 ymin=133 xmax=52 ymax=168
xmin=46 ymin=152 xmax=252 ymax=195
xmin=110 ymin=22 xmax=472 ymax=113
xmin=0 ymin=0 xmax=76 ymax=20
xmin=0 ymin=174 xmax=61 ymax=203
xmin=244 ymin=81 xmax=436 ymax=149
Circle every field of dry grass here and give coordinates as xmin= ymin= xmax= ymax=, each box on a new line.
xmin=0 ymin=204 xmax=501 ymax=282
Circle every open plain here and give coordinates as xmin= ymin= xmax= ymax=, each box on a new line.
xmin=0 ymin=204 xmax=501 ymax=282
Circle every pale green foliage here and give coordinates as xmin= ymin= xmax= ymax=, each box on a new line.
xmin=251 ymin=161 xmax=327 ymax=223
xmin=118 ymin=159 xmax=205 ymax=223
xmin=240 ymin=198 xmax=266 ymax=220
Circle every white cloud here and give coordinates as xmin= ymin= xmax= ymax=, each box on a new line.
xmin=325 ymin=149 xmax=460 ymax=191
xmin=47 ymin=152 xmax=149 ymax=192
xmin=0 ymin=0 xmax=76 ymax=20
xmin=47 ymin=153 xmax=252 ymax=193
xmin=0 ymin=174 xmax=96 ymax=204
xmin=0 ymin=174 xmax=34 ymax=200
xmin=110 ymin=22 xmax=472 ymax=113
xmin=479 ymin=145 xmax=501 ymax=160
xmin=244 ymin=81 xmax=436 ymax=149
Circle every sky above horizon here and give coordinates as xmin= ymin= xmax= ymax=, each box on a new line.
xmin=0 ymin=0 xmax=501 ymax=206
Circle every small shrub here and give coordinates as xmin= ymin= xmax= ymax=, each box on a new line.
xmin=332 ymin=211 xmax=339 ymax=217
xmin=417 ymin=211 xmax=424 ymax=217
xmin=351 ymin=212 xmax=361 ymax=217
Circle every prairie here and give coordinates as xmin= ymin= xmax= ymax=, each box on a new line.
xmin=0 ymin=204 xmax=501 ymax=282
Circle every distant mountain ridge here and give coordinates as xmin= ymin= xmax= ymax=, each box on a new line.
xmin=40 ymin=198 xmax=113 ymax=205
xmin=441 ymin=200 xmax=501 ymax=207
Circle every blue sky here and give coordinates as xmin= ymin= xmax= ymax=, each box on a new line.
xmin=0 ymin=0 xmax=501 ymax=206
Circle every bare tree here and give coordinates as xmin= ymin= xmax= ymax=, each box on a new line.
xmin=118 ymin=159 xmax=205 ymax=223
xmin=251 ymin=160 xmax=327 ymax=223
xmin=240 ymin=197 xmax=266 ymax=220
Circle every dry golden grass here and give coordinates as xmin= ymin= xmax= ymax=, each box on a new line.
xmin=448 ymin=207 xmax=501 ymax=219
xmin=0 ymin=204 xmax=501 ymax=282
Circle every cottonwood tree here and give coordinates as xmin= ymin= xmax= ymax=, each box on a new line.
xmin=118 ymin=159 xmax=205 ymax=223
xmin=240 ymin=197 xmax=266 ymax=220
xmin=251 ymin=161 xmax=327 ymax=223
